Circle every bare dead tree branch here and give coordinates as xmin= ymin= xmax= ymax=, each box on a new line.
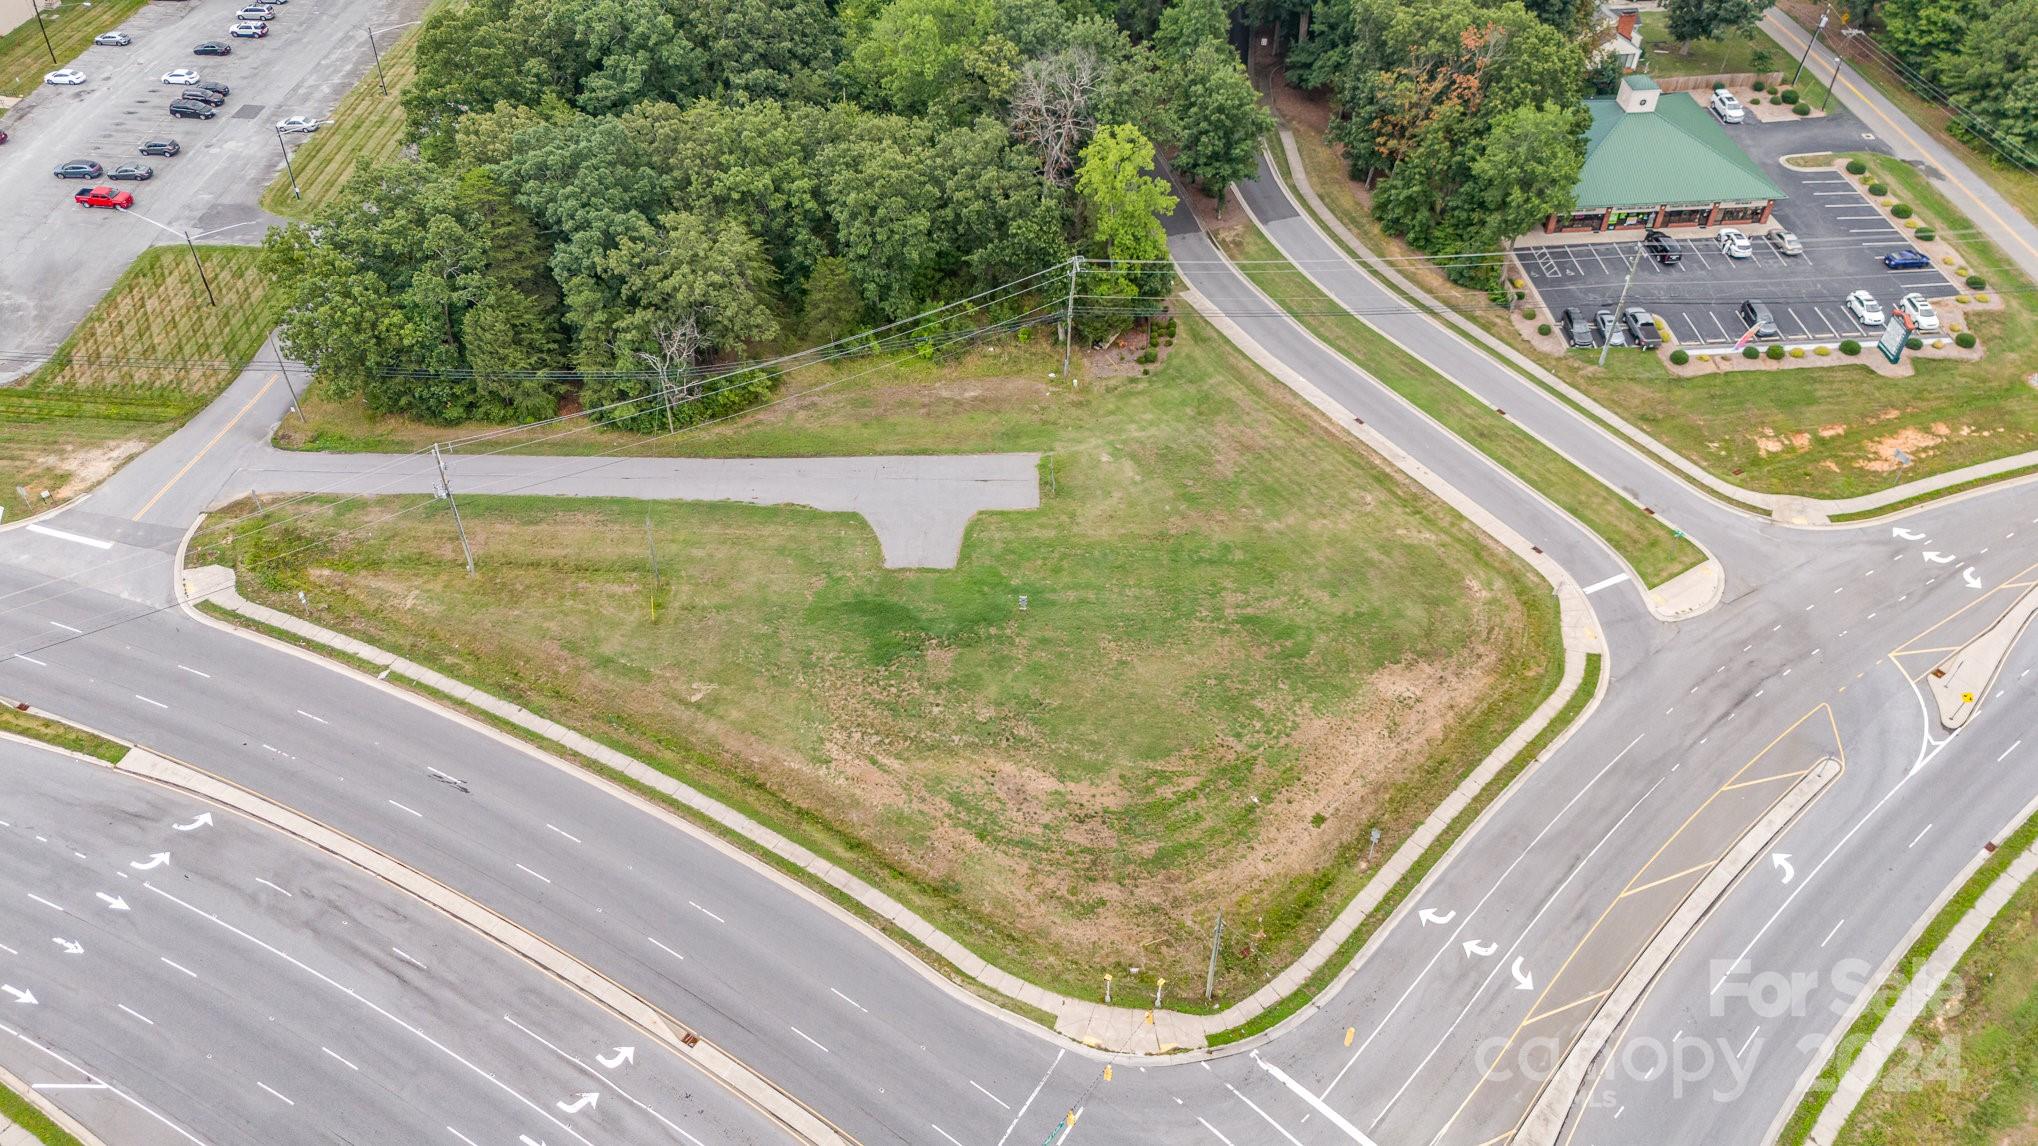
xmin=1010 ymin=47 xmax=1103 ymax=186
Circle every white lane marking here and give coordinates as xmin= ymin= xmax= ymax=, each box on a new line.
xmin=133 ymin=694 xmax=169 ymax=709
xmin=255 ymin=878 xmax=293 ymax=897
xmin=27 ymin=894 xmax=64 ymax=912
xmin=29 ymin=1083 xmax=108 ymax=1091
xmin=2000 ymin=740 xmax=2022 ymax=761
xmin=789 ymin=1025 xmax=829 ymax=1053
xmin=447 ymin=1129 xmax=481 ymax=1146
xmin=998 ymin=1049 xmax=1065 ymax=1146
xmin=1582 ymin=572 xmax=1630 ymax=594
xmin=1908 ymin=824 xmax=1933 ymax=849
xmin=688 ymin=901 xmax=724 ymax=923
xmin=831 ymin=987 xmax=869 ymax=1014
xmin=1736 ymin=1026 xmax=1761 ymax=1059
xmin=391 ymin=948 xmax=427 ymax=970
xmin=545 ymin=824 xmax=582 ymax=844
xmin=0 ymin=944 xmax=14 ymax=956
xmin=1253 ymin=1053 xmax=1378 ymax=1144
xmin=27 ymin=524 xmax=112 ymax=550
xmin=176 ymin=665 xmax=210 ymax=678
xmin=296 ymin=709 xmax=328 ymax=724
xmin=144 ymin=882 xmax=596 ymax=1146
xmin=14 ymin=655 xmax=46 ymax=667
xmin=257 ymin=1081 xmax=294 ymax=1106
xmin=387 ymin=800 xmax=423 ymax=818
xmin=647 ymin=936 xmax=685 ymax=961
xmin=971 ymin=1079 xmax=1011 ymax=1109
xmin=1199 ymin=1118 xmax=1240 ymax=1145
xmin=117 ymin=1004 xmax=154 ymax=1026
xmin=933 ymin=1126 xmax=967 ymax=1146
xmin=323 ymin=1046 xmax=359 ymax=1071
xmin=160 ymin=957 xmax=197 ymax=978
xmin=49 ymin=622 xmax=82 ymax=633
xmin=515 ymin=863 xmax=552 ymax=885
xmin=1224 ymin=1082 xmax=1307 ymax=1146
xmin=1820 ymin=919 xmax=1845 ymax=948
xmin=501 ymin=1016 xmax=707 ymax=1146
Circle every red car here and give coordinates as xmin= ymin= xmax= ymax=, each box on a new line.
xmin=74 ymin=185 xmax=133 ymax=209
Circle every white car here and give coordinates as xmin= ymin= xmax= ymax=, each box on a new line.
xmin=235 ymin=5 xmax=276 ymax=18
xmin=44 ymin=69 xmax=87 ymax=86
xmin=1846 ymin=289 xmax=1886 ymax=327
xmin=1718 ymin=228 xmax=1753 ymax=259
xmin=161 ymin=68 xmax=202 ymax=85
xmin=1897 ymin=292 xmax=1940 ymax=332
xmin=275 ymin=115 xmax=320 ymax=133
xmin=1711 ymin=89 xmax=1745 ymax=123
xmin=228 ymin=21 xmax=268 ymax=37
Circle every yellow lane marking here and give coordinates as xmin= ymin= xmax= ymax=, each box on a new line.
xmin=1617 ymin=860 xmax=1715 ymax=899
xmin=1720 ymin=767 xmax=1812 ymax=792
xmin=1522 ymin=989 xmax=1613 ymax=1028
xmin=131 ymin=376 xmax=277 ymax=522
xmin=1891 ymin=562 xmax=2038 ymax=660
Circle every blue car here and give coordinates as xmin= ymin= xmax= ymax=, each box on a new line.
xmin=1882 ymin=248 xmax=1931 ymax=270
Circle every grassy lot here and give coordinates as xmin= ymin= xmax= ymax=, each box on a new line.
xmin=1213 ymin=220 xmax=1702 ymax=587
xmin=1639 ymin=11 xmax=1832 ymax=109
xmin=0 ymin=245 xmax=277 ymax=510
xmin=0 ymin=1085 xmax=84 ymax=1146
xmin=194 ymin=317 xmax=1564 ymax=1004
xmin=0 ymin=706 xmax=127 ymax=764
xmin=261 ymin=11 xmax=436 ymax=215
xmin=0 ymin=0 xmax=145 ymax=102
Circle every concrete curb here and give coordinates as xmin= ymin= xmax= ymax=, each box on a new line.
xmin=0 ymin=495 xmax=89 ymax=535
xmin=1518 ymin=756 xmax=1842 ymax=1144
xmin=1927 ymin=581 xmax=2038 ymax=729
xmin=0 ymin=1059 xmax=107 ymax=1146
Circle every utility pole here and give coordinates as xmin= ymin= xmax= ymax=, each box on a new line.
xmin=31 ymin=1 xmax=55 ymax=65
xmin=644 ymin=513 xmax=660 ymax=620
xmin=1597 ymin=237 xmax=1647 ymax=368
xmin=275 ymin=127 xmax=301 ymax=200
xmin=1204 ymin=911 xmax=1224 ymax=1002
xmin=1824 ymin=39 xmax=1849 ymax=111
xmin=366 ymin=26 xmax=389 ymax=95
xmin=432 ymin=443 xmax=475 ymax=574
xmin=277 ymin=353 xmax=305 ymax=421
xmin=1792 ymin=12 xmax=1828 ymax=87
xmin=182 ymin=230 xmax=216 ymax=306
xmin=1059 ymin=256 xmax=1081 ymax=381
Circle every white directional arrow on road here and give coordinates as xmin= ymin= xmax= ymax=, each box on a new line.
xmin=1892 ymin=527 xmax=1927 ymax=541
xmin=172 ymin=813 xmax=213 ymax=832
xmin=1963 ymin=567 xmax=1984 ymax=589
xmin=1772 ymin=853 xmax=1795 ymax=883
xmin=51 ymin=938 xmax=82 ymax=956
xmin=1418 ymin=909 xmax=1456 ymax=926
xmin=596 ymin=1046 xmax=635 ymax=1070
xmin=2 ymin=986 xmax=36 ymax=1005
xmin=554 ymin=1092 xmax=599 ymax=1115
xmin=1922 ymin=551 xmax=1957 ymax=564
xmin=1462 ymin=939 xmax=1498 ymax=958
xmin=1510 ymin=956 xmax=1534 ymax=990
xmin=95 ymin=893 xmax=129 ymax=911
xmin=128 ymin=853 xmax=170 ymax=871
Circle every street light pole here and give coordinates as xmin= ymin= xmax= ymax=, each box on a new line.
xmin=1598 ymin=237 xmax=1647 ymax=367
xmin=366 ymin=27 xmax=388 ymax=95
xmin=1791 ymin=12 xmax=1828 ymax=87
xmin=274 ymin=126 xmax=302 ymax=200
xmin=31 ymin=1 xmax=56 ymax=66
xmin=183 ymin=230 xmax=217 ymax=306
xmin=1825 ymin=39 xmax=1849 ymax=112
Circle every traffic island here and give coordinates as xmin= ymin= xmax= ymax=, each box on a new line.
xmin=1927 ymin=581 xmax=2038 ymax=730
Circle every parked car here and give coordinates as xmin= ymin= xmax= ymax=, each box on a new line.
xmin=162 ymin=68 xmax=202 ymax=85
xmin=1845 ymin=289 xmax=1886 ymax=327
xmin=1882 ymin=247 xmax=1931 ymax=270
xmin=169 ymin=99 xmax=217 ymax=120
xmin=193 ymin=41 xmax=233 ymax=56
xmin=274 ymin=115 xmax=319 ymax=133
xmin=1767 ymin=230 xmax=1804 ymax=257
xmin=52 ymin=160 xmax=104 ymax=179
xmin=1559 ymin=307 xmax=1595 ymax=348
xmin=44 ymin=69 xmax=87 ymax=86
xmin=93 ymin=32 xmax=133 ymax=46
xmin=228 ymin=21 xmax=268 ymax=38
xmin=192 ymin=79 xmax=231 ymax=97
xmin=1738 ymin=299 xmax=1779 ymax=339
xmin=235 ymin=4 xmax=277 ymax=17
xmin=1595 ymin=307 xmax=1628 ymax=348
xmin=1718 ymin=228 xmax=1753 ymax=259
xmin=109 ymin=163 xmax=153 ymax=181
xmin=1897 ymin=293 xmax=1941 ymax=332
xmin=1710 ymin=89 xmax=1745 ymax=123
xmin=74 ymin=185 xmax=132 ymax=209
xmin=1642 ymin=229 xmax=1684 ymax=265
xmin=1622 ymin=307 xmax=1664 ymax=349
xmin=180 ymin=86 xmax=226 ymax=106
xmin=138 ymin=138 xmax=181 ymax=157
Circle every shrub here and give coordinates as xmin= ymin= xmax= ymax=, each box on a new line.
xmin=1956 ymin=331 xmax=1977 ymax=348
xmin=1749 ymin=97 xmax=1762 ymax=105
xmin=1846 ymin=158 xmax=1868 ymax=174
xmin=1955 ymin=294 xmax=1971 ymax=304
xmin=1744 ymin=345 xmax=1761 ymax=359
xmin=1780 ymin=88 xmax=1800 ymax=104
xmin=1793 ymin=103 xmax=1811 ymax=115
xmin=1814 ymin=345 xmax=1832 ymax=356
xmin=1537 ymin=323 xmax=1552 ymax=336
xmin=1916 ymin=228 xmax=1936 ymax=241
xmin=1714 ymin=80 xmax=1728 ymax=90
xmin=1515 ymin=290 xmax=1527 ymax=301
xmin=1967 ymin=274 xmax=1987 ymax=289
xmin=1753 ymin=80 xmax=1767 ymax=91
xmin=1136 ymin=348 xmax=1157 ymax=364
xmin=1766 ymin=344 xmax=1786 ymax=360
xmin=1868 ymin=181 xmax=1888 ymax=196
xmin=1906 ymin=336 xmax=1924 ymax=350
xmin=1977 ymin=293 xmax=1991 ymax=303
xmin=1892 ymin=203 xmax=1913 ymax=218
xmin=1789 ymin=347 xmax=1806 ymax=358
xmin=1931 ymin=339 xmax=1945 ymax=349
xmin=1840 ymin=339 xmax=1861 ymax=355
xmin=1522 ymin=307 xmax=1536 ymax=319
xmin=1697 ymin=353 xmax=1711 ymax=362
xmin=1670 ymin=348 xmax=1690 ymax=365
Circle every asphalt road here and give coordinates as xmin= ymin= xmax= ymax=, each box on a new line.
xmin=0 ymin=0 xmax=424 ymax=381
xmin=0 ymin=735 xmax=786 ymax=1145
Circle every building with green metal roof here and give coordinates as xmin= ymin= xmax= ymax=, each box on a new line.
xmin=1544 ymin=75 xmax=1786 ymax=234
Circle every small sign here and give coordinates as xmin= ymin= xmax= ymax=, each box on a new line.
xmin=1962 ymin=692 xmax=1976 ymax=703
xmin=1877 ymin=321 xmax=1908 ymax=363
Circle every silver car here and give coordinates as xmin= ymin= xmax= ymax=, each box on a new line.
xmin=1767 ymin=230 xmax=1803 ymax=256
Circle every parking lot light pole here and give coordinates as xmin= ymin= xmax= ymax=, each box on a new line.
xmin=116 ymin=212 xmax=265 ymax=307
xmin=31 ymin=1 xmax=56 ymax=65
xmin=1598 ymin=237 xmax=1648 ymax=367
xmin=366 ymin=20 xmax=424 ymax=96
xmin=275 ymin=125 xmax=301 ymax=200
xmin=1824 ymin=38 xmax=1851 ymax=112
xmin=1792 ymin=13 xmax=1828 ymax=87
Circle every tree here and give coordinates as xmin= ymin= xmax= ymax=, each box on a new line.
xmin=1171 ymin=41 xmax=1272 ymax=211
xmin=1664 ymin=0 xmax=1770 ymax=45
xmin=1075 ymin=124 xmax=1176 ymax=327
xmin=1010 ymin=47 xmax=1106 ymax=185
xmin=1938 ymin=0 xmax=2038 ymax=157
xmin=1879 ymin=0 xmax=1982 ymax=83
xmin=1155 ymin=0 xmax=1230 ymax=60
xmin=843 ymin=0 xmax=1065 ymax=120
xmin=1467 ymin=102 xmax=1584 ymax=253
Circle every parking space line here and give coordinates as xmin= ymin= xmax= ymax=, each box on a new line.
xmin=1810 ymin=306 xmax=1840 ymax=337
xmin=1711 ymin=314 xmax=1732 ymax=342
xmin=1784 ymin=307 xmax=1813 ymax=339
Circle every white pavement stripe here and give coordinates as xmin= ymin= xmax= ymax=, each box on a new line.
xmin=1820 ymin=919 xmax=1845 ymax=948
xmin=1253 ymin=1053 xmax=1377 ymax=1145
xmin=255 ymin=878 xmax=293 ymax=896
xmin=133 ymin=694 xmax=169 ymax=709
xmin=27 ymin=894 xmax=63 ymax=912
xmin=387 ymin=799 xmax=423 ymax=818
xmin=1582 ymin=572 xmax=1631 ymax=594
xmin=998 ymin=1049 xmax=1064 ymax=1146
xmin=391 ymin=947 xmax=427 ymax=970
xmin=0 ymin=1023 xmax=200 ymax=1143
xmin=323 ymin=1046 xmax=359 ymax=1071
xmin=1224 ymin=1083 xmax=1307 ymax=1146
xmin=176 ymin=664 xmax=210 ymax=678
xmin=1909 ymin=824 xmax=1933 ymax=849
xmin=49 ymin=622 xmax=82 ymax=633
xmin=501 ymin=1015 xmax=707 ymax=1146
xmin=447 ymin=1129 xmax=481 ymax=1146
xmin=831 ymin=987 xmax=869 ymax=1013
xmin=296 ymin=709 xmax=327 ymax=724
xmin=160 ymin=957 xmax=197 ymax=978
xmin=2000 ymin=740 xmax=2022 ymax=761
xmin=971 ymin=1080 xmax=1011 ymax=1109
xmin=932 ymin=1126 xmax=967 ymax=1146
xmin=545 ymin=823 xmax=582 ymax=844
xmin=789 ymin=1025 xmax=829 ymax=1053
xmin=13 ymin=655 xmax=46 ymax=667
xmin=688 ymin=901 xmax=724 ymax=923
xmin=1199 ymin=1118 xmax=1241 ymax=1145
xmin=515 ymin=863 xmax=552 ymax=884
xmin=258 ymin=1081 xmax=295 ymax=1106
xmin=26 ymin=524 xmax=113 ymax=550
xmin=648 ymin=936 xmax=685 ymax=961
xmin=117 ymin=1004 xmax=154 ymax=1026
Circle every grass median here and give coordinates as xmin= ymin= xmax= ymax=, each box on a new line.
xmin=0 ymin=1083 xmax=84 ymax=1146
xmin=1212 ymin=220 xmax=1702 ymax=588
xmin=0 ymin=0 xmax=146 ymax=101
xmin=193 ymin=315 xmax=1564 ymax=1007
xmin=0 ymin=706 xmax=125 ymax=764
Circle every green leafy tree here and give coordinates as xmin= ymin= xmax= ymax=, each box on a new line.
xmin=1879 ymin=0 xmax=1981 ymax=82
xmin=1664 ymin=0 xmax=1770 ymax=44
xmin=843 ymin=0 xmax=1065 ymax=120
xmin=1467 ymin=102 xmax=1585 ymax=257
xmin=1172 ymin=41 xmax=1273 ymax=211
xmin=678 ymin=0 xmax=842 ymax=103
xmin=1155 ymin=0 xmax=1230 ymax=60
xmin=1938 ymin=0 xmax=2038 ymax=155
xmin=1075 ymin=123 xmax=1176 ymax=330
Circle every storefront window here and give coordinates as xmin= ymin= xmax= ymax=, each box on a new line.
xmin=1660 ymin=206 xmax=1709 ymax=227
xmin=1716 ymin=202 xmax=1767 ymax=224
xmin=1609 ymin=208 xmax=1655 ymax=229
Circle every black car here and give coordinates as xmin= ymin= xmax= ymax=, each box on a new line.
xmin=138 ymin=138 xmax=181 ymax=157
xmin=53 ymin=159 xmax=104 ymax=179
xmin=1642 ymin=228 xmax=1683 ymax=265
xmin=109 ymin=163 xmax=154 ymax=181
xmin=169 ymin=99 xmax=216 ymax=120
xmin=180 ymin=86 xmax=226 ymax=106
xmin=1738 ymin=299 xmax=1779 ymax=339
xmin=193 ymin=41 xmax=233 ymax=56
xmin=192 ymin=79 xmax=231 ymax=97
xmin=1558 ymin=307 xmax=1594 ymax=348
xmin=1621 ymin=307 xmax=1663 ymax=349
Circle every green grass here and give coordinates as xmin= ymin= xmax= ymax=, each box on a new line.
xmin=0 ymin=706 xmax=127 ymax=764
xmin=1214 ymin=222 xmax=1702 ymax=587
xmin=0 ymin=0 xmax=146 ymax=102
xmin=0 ymin=1082 xmax=86 ymax=1146
xmin=194 ymin=316 xmax=1564 ymax=1006
xmin=1 ymin=245 xmax=277 ymax=510
xmin=1638 ymin=11 xmax=1833 ymax=110
xmin=261 ymin=7 xmax=440 ymax=215
xmin=1778 ymin=809 xmax=2038 ymax=1144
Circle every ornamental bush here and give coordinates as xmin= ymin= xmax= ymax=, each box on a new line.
xmin=1868 ymin=181 xmax=1888 ymax=196
xmin=1789 ymin=347 xmax=1806 ymax=358
xmin=1523 ymin=307 xmax=1536 ymax=319
xmin=1538 ymin=323 xmax=1552 ymax=336
xmin=1743 ymin=345 xmax=1761 ymax=359
xmin=1753 ymin=80 xmax=1767 ymax=91
xmin=1892 ymin=203 xmax=1913 ymax=218
xmin=1793 ymin=103 xmax=1811 ymax=115
xmin=1780 ymin=89 xmax=1800 ymax=104
xmin=1814 ymin=345 xmax=1832 ymax=356
xmin=1846 ymin=158 xmax=1868 ymax=174
xmin=1906 ymin=336 xmax=1924 ymax=350
xmin=1766 ymin=344 xmax=1786 ymax=360
xmin=1670 ymin=348 xmax=1690 ymax=365
xmin=1967 ymin=274 xmax=1987 ymax=289
xmin=1956 ymin=331 xmax=1977 ymax=348
xmin=1915 ymin=228 xmax=1936 ymax=241
xmin=1840 ymin=339 xmax=1861 ymax=355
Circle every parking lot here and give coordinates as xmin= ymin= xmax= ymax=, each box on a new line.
xmin=1519 ymin=111 xmax=1955 ymax=350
